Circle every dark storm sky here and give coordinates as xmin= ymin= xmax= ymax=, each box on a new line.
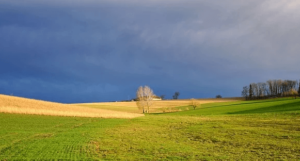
xmin=1 ymin=0 xmax=300 ymax=103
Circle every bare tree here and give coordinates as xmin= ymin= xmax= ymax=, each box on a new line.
xmin=160 ymin=95 xmax=165 ymax=100
xmin=276 ymin=79 xmax=283 ymax=96
xmin=286 ymin=80 xmax=297 ymax=91
xmin=136 ymin=86 xmax=145 ymax=113
xmin=257 ymin=82 xmax=264 ymax=97
xmin=267 ymin=80 xmax=274 ymax=96
xmin=190 ymin=98 xmax=200 ymax=110
xmin=242 ymin=86 xmax=249 ymax=100
xmin=173 ymin=92 xmax=180 ymax=99
xmin=282 ymin=80 xmax=288 ymax=96
xmin=290 ymin=89 xmax=298 ymax=99
xmin=274 ymin=80 xmax=279 ymax=96
xmin=262 ymin=82 xmax=269 ymax=96
xmin=136 ymin=86 xmax=155 ymax=113
xmin=251 ymin=83 xmax=259 ymax=98
xmin=249 ymin=84 xmax=253 ymax=99
xmin=144 ymin=86 xmax=154 ymax=113
xmin=298 ymin=80 xmax=300 ymax=97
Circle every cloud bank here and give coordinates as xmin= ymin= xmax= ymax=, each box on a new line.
xmin=1 ymin=0 xmax=300 ymax=102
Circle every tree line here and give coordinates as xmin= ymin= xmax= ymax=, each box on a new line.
xmin=242 ymin=79 xmax=300 ymax=100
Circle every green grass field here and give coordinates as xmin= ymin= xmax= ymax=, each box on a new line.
xmin=1 ymin=98 xmax=300 ymax=160
xmin=167 ymin=97 xmax=300 ymax=116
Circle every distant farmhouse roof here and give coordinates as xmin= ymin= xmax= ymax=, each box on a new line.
xmin=135 ymin=95 xmax=162 ymax=101
xmin=152 ymin=95 xmax=162 ymax=101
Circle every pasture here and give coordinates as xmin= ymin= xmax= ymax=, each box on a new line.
xmin=0 ymin=97 xmax=300 ymax=160
xmin=0 ymin=114 xmax=125 ymax=160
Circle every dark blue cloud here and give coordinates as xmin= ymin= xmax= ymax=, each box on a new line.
xmin=1 ymin=0 xmax=300 ymax=103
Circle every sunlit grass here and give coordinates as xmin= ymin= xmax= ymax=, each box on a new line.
xmin=165 ymin=97 xmax=300 ymax=116
xmin=89 ymin=114 xmax=300 ymax=160
xmin=0 ymin=94 xmax=143 ymax=118
xmin=75 ymin=98 xmax=242 ymax=114
xmin=0 ymin=114 xmax=126 ymax=160
xmin=1 ymin=97 xmax=300 ymax=160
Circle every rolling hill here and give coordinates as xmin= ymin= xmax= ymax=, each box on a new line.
xmin=0 ymin=94 xmax=143 ymax=118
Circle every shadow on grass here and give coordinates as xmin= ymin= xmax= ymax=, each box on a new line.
xmin=228 ymin=101 xmax=300 ymax=114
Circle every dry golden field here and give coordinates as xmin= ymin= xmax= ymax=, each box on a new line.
xmin=76 ymin=98 xmax=243 ymax=114
xmin=0 ymin=94 xmax=143 ymax=118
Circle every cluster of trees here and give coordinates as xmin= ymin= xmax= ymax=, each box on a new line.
xmin=242 ymin=79 xmax=300 ymax=100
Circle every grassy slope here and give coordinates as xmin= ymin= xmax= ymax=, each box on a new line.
xmin=166 ymin=98 xmax=300 ymax=116
xmin=1 ymin=98 xmax=300 ymax=160
xmin=88 ymin=98 xmax=300 ymax=160
xmin=90 ymin=115 xmax=300 ymax=160
xmin=77 ymin=104 xmax=140 ymax=114
xmin=0 ymin=94 xmax=143 ymax=118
